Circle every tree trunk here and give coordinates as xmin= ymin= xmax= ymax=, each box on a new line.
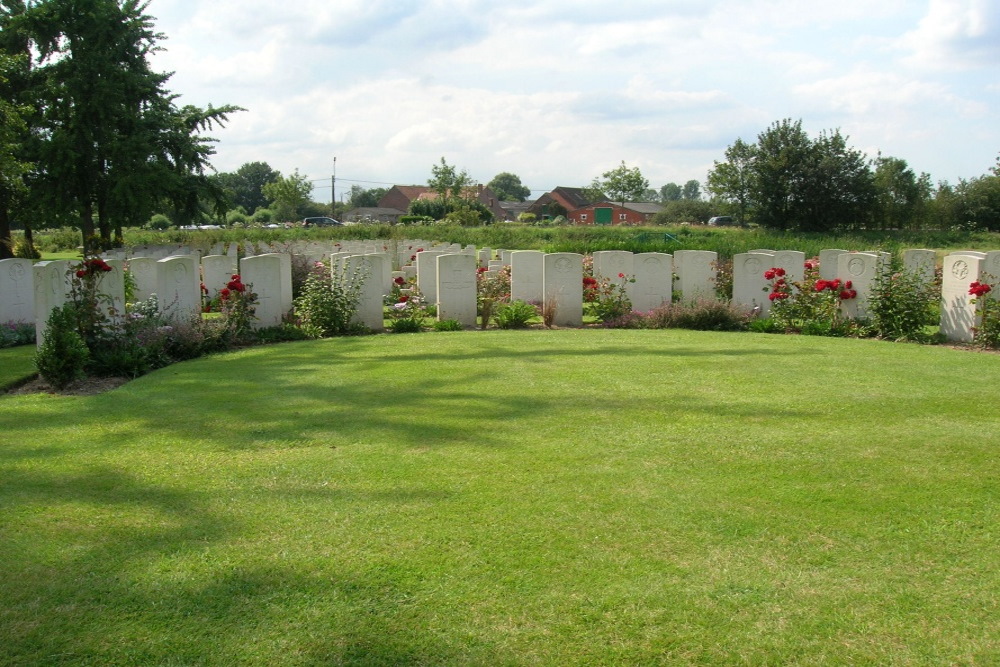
xmin=0 ymin=201 xmax=12 ymax=260
xmin=80 ymin=201 xmax=95 ymax=254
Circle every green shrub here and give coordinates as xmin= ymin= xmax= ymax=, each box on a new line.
xmin=389 ymin=317 xmax=423 ymax=333
xmin=866 ymin=266 xmax=939 ymax=342
xmin=35 ymin=303 xmax=90 ymax=388
xmin=433 ymin=319 xmax=464 ymax=331
xmin=642 ymin=299 xmax=752 ymax=331
xmin=226 ymin=210 xmax=249 ymax=226
xmin=294 ymin=269 xmax=365 ymax=337
xmin=587 ymin=274 xmax=635 ymax=323
xmin=12 ymin=238 xmax=41 ymax=259
xmin=148 ymin=214 xmax=172 ymax=230
xmin=250 ymin=208 xmax=274 ymax=224
xmin=399 ymin=215 xmax=434 ymax=225
xmin=0 ymin=321 xmax=35 ymax=348
xmin=253 ymin=323 xmax=312 ymax=344
xmin=747 ymin=317 xmax=783 ymax=334
xmin=494 ymin=300 xmax=537 ymax=329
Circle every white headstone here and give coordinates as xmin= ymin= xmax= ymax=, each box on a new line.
xmin=542 ymin=253 xmax=583 ymax=327
xmin=772 ymin=250 xmax=806 ymax=284
xmin=202 ymin=255 xmax=238 ymax=297
xmin=510 ymin=250 xmax=545 ymax=304
xmin=0 ymin=258 xmax=34 ymax=324
xmin=902 ymin=249 xmax=936 ymax=284
xmin=984 ymin=251 xmax=1000 ymax=282
xmin=127 ymin=257 xmax=158 ymax=303
xmin=818 ymin=249 xmax=848 ymax=280
xmin=344 ymin=254 xmax=386 ymax=332
xmin=156 ymin=256 xmax=201 ymax=322
xmin=732 ymin=253 xmax=774 ymax=313
xmin=416 ymin=250 xmax=448 ymax=304
xmin=632 ymin=253 xmax=673 ymax=312
xmin=241 ymin=253 xmax=293 ymax=328
xmin=33 ymin=261 xmax=71 ymax=345
xmin=672 ymin=250 xmax=717 ymax=303
xmin=436 ymin=254 xmax=477 ymax=327
xmin=98 ymin=259 xmax=126 ymax=323
xmin=940 ymin=253 xmax=986 ymax=342
xmin=837 ymin=252 xmax=884 ymax=319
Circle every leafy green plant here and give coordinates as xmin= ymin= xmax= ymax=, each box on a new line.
xmin=216 ymin=274 xmax=258 ymax=343
xmin=0 ymin=321 xmax=35 ymax=348
xmin=970 ymin=277 xmax=999 ymax=349
xmin=587 ymin=273 xmax=635 ymax=323
xmin=35 ymin=303 xmax=90 ymax=388
xmin=493 ymin=300 xmax=537 ymax=329
xmin=477 ymin=265 xmax=511 ymax=329
xmin=866 ymin=265 xmax=939 ymax=342
xmin=641 ymin=299 xmax=752 ymax=331
xmin=433 ymin=319 xmax=464 ymax=331
xmin=253 ymin=323 xmax=312 ymax=344
xmin=148 ymin=213 xmax=172 ymax=230
xmin=764 ymin=263 xmax=853 ymax=334
xmin=294 ymin=268 xmax=365 ymax=337
xmin=12 ymin=237 xmax=41 ymax=259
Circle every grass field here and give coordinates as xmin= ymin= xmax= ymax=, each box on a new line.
xmin=0 ymin=345 xmax=36 ymax=390
xmin=2 ymin=330 xmax=998 ymax=664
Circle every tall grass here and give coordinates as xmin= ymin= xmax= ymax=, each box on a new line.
xmin=23 ymin=223 xmax=1000 ymax=259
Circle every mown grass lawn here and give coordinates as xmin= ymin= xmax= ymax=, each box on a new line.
xmin=1 ymin=330 xmax=998 ymax=665
xmin=0 ymin=345 xmax=36 ymax=391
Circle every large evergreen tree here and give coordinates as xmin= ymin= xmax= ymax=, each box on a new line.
xmin=1 ymin=0 xmax=240 ymax=251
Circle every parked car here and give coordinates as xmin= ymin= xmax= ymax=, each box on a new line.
xmin=302 ymin=217 xmax=342 ymax=227
xmin=708 ymin=216 xmax=736 ymax=226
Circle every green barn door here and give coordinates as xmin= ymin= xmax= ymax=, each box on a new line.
xmin=595 ymin=207 xmax=613 ymax=225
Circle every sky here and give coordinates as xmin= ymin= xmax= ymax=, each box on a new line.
xmin=146 ymin=0 xmax=1000 ymax=203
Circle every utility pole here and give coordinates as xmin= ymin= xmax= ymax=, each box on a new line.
xmin=331 ymin=157 xmax=337 ymax=218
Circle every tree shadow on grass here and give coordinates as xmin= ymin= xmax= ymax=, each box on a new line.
xmin=0 ymin=463 xmax=496 ymax=665
xmin=1 ymin=334 xmax=825 ymax=458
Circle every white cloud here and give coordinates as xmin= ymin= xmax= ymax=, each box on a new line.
xmin=898 ymin=0 xmax=1000 ymax=70
xmin=144 ymin=0 xmax=999 ymax=195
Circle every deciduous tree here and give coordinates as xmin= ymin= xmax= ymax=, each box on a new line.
xmin=594 ymin=161 xmax=648 ymax=207
xmin=262 ymin=169 xmax=312 ymax=222
xmin=487 ymin=172 xmax=530 ymax=202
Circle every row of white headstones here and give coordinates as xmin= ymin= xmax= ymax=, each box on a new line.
xmin=2 ymin=242 xmax=998 ymax=343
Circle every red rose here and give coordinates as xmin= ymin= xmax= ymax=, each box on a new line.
xmin=845 ymin=280 xmax=853 ymax=289
xmin=220 ymin=288 xmax=231 ymax=300
xmin=775 ymin=268 xmax=786 ymax=277
xmin=394 ymin=276 xmax=406 ymax=285
xmin=804 ymin=262 xmax=813 ymax=269
xmin=398 ymin=295 xmax=409 ymax=303
xmin=76 ymin=269 xmax=87 ymax=278
xmin=618 ymin=272 xmax=625 ymax=278
xmin=764 ymin=269 xmax=776 ymax=280
xmin=768 ymin=292 xmax=779 ymax=301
